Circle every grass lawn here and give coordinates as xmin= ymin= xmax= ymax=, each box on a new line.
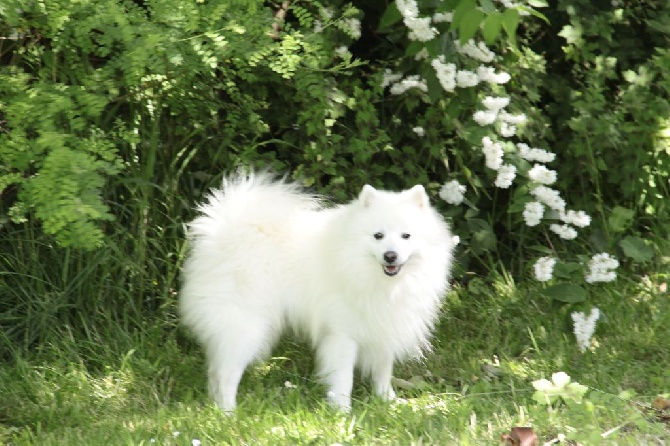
xmin=1 ymin=271 xmax=669 ymax=445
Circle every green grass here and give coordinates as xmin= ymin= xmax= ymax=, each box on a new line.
xmin=1 ymin=244 xmax=669 ymax=445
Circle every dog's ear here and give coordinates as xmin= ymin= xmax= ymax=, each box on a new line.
xmin=359 ymin=184 xmax=377 ymax=207
xmin=407 ymin=185 xmax=429 ymax=209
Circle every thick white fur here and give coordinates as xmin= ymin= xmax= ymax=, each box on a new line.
xmin=180 ymin=172 xmax=453 ymax=412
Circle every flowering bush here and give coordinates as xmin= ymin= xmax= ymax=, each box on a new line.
xmin=0 ymin=0 xmax=667 ymax=351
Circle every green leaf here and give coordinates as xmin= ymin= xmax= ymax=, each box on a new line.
xmin=608 ymin=206 xmax=635 ymax=233
xmin=482 ymin=12 xmax=503 ymax=45
xmin=502 ymin=8 xmax=519 ymax=47
xmin=459 ymin=9 xmax=485 ymax=43
xmin=450 ymin=0 xmax=477 ymax=32
xmin=541 ymin=283 xmax=587 ymax=303
xmin=619 ymin=236 xmax=654 ymax=263
xmin=516 ymin=6 xmax=550 ymax=23
xmin=378 ymin=2 xmax=402 ymax=31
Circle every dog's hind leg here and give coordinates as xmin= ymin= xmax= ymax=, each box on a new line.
xmin=206 ymin=317 xmax=275 ymax=412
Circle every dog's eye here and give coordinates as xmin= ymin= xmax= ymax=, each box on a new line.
xmin=401 ymin=233 xmax=411 ymax=240
xmin=373 ymin=232 xmax=384 ymax=240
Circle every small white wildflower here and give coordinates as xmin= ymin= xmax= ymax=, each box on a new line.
xmin=439 ymin=180 xmax=466 ymax=205
xmin=518 ymin=143 xmax=556 ymax=163
xmin=500 ymin=111 xmax=527 ymax=125
xmin=585 ymin=253 xmax=619 ymax=283
xmin=381 ymin=69 xmax=403 ymax=88
xmin=396 ymin=0 xmax=420 ymax=18
xmin=334 ymin=46 xmax=349 ymax=58
xmin=549 ymin=223 xmax=578 ymax=240
xmin=456 ymin=39 xmax=496 ymax=63
xmin=192 ymin=440 xmax=202 ymax=446
xmin=405 ymin=17 xmax=438 ymax=42
xmin=494 ymin=164 xmax=516 ymax=188
xmin=473 ymin=109 xmax=498 ymax=126
xmin=432 ymin=12 xmax=453 ymax=23
xmin=414 ymin=47 xmax=429 ymax=60
xmin=340 ymin=18 xmax=361 ymax=40
xmin=560 ymin=209 xmax=591 ymax=228
xmin=412 ymin=126 xmax=425 ymax=137
xmin=498 ymin=121 xmax=517 ymax=137
xmin=572 ymin=308 xmax=600 ymax=352
xmin=482 ymin=96 xmax=510 ymax=111
xmin=284 ymin=380 xmax=297 ymax=389
xmin=477 ymin=65 xmax=510 ymax=84
xmin=534 ymin=256 xmax=556 ymax=282
xmin=319 ymin=6 xmax=334 ymax=20
xmin=173 ymin=431 xmax=181 ymax=438
xmin=528 ymin=164 xmax=557 ymax=185
xmin=482 ymin=137 xmax=504 ymax=170
xmin=389 ymin=75 xmax=428 ymax=94
xmin=530 ymin=185 xmax=565 ymax=212
xmin=523 ymin=201 xmax=544 ymax=226
xmin=431 ymin=57 xmax=456 ymax=92
xmin=456 ymin=70 xmax=480 ymax=88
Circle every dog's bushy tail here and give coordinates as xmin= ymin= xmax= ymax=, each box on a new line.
xmin=187 ymin=170 xmax=320 ymax=242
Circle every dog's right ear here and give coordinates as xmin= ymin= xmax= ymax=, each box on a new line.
xmin=359 ymin=185 xmax=377 ymax=207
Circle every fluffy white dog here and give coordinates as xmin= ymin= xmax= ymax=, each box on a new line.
xmin=180 ymin=172 xmax=454 ymax=411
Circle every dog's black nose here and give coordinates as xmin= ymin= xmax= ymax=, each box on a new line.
xmin=383 ymin=251 xmax=398 ymax=263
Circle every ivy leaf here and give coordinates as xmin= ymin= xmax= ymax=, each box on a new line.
xmin=541 ymin=283 xmax=587 ymax=303
xmin=619 ymin=236 xmax=654 ymax=263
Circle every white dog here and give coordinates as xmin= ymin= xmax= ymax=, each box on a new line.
xmin=180 ymin=172 xmax=453 ymax=411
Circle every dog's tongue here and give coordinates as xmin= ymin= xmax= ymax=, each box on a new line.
xmin=383 ymin=265 xmax=399 ymax=276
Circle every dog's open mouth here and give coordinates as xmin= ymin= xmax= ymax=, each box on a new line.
xmin=383 ymin=264 xmax=402 ymax=276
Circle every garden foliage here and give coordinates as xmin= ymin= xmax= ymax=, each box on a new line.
xmin=0 ymin=0 xmax=668 ymax=348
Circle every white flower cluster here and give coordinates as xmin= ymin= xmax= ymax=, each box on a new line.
xmin=439 ymin=180 xmax=466 ymax=205
xmin=571 ymin=308 xmax=600 ymax=352
xmin=528 ymin=164 xmax=557 ymax=185
xmin=455 ymin=39 xmax=496 ymax=63
xmin=412 ymin=126 xmax=425 ymax=137
xmin=549 ymin=223 xmax=578 ymax=240
xmin=560 ymin=210 xmax=591 ymax=228
xmin=431 ymin=57 xmax=457 ymax=92
xmin=473 ymin=94 xmax=526 ymax=137
xmin=585 ymin=253 xmax=619 ymax=283
xmin=495 ymin=164 xmax=517 ymax=189
xmin=339 ymin=17 xmax=362 ymax=40
xmin=518 ymin=143 xmax=556 ymax=163
xmin=523 ymin=201 xmax=544 ymax=226
xmin=396 ymin=0 xmax=437 ymax=42
xmin=389 ymin=74 xmax=428 ymax=95
xmin=530 ymin=185 xmax=565 ymax=212
xmin=432 ymin=12 xmax=453 ymax=23
xmin=480 ymin=136 xmax=517 ymax=188
xmin=481 ymin=137 xmax=504 ymax=170
xmin=456 ymin=70 xmax=479 ymax=88
xmin=534 ymin=256 xmax=556 ymax=282
xmin=477 ymin=65 xmax=511 ymax=84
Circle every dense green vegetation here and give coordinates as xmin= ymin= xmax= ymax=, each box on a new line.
xmin=1 ymin=0 xmax=668 ymax=443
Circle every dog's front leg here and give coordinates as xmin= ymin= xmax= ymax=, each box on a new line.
xmin=316 ymin=334 xmax=358 ymax=411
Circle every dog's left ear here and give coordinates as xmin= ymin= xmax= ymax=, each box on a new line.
xmin=407 ymin=185 xmax=429 ymax=209
xmin=359 ymin=184 xmax=377 ymax=207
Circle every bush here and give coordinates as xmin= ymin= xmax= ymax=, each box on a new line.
xmin=0 ymin=0 xmax=668 ymax=349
